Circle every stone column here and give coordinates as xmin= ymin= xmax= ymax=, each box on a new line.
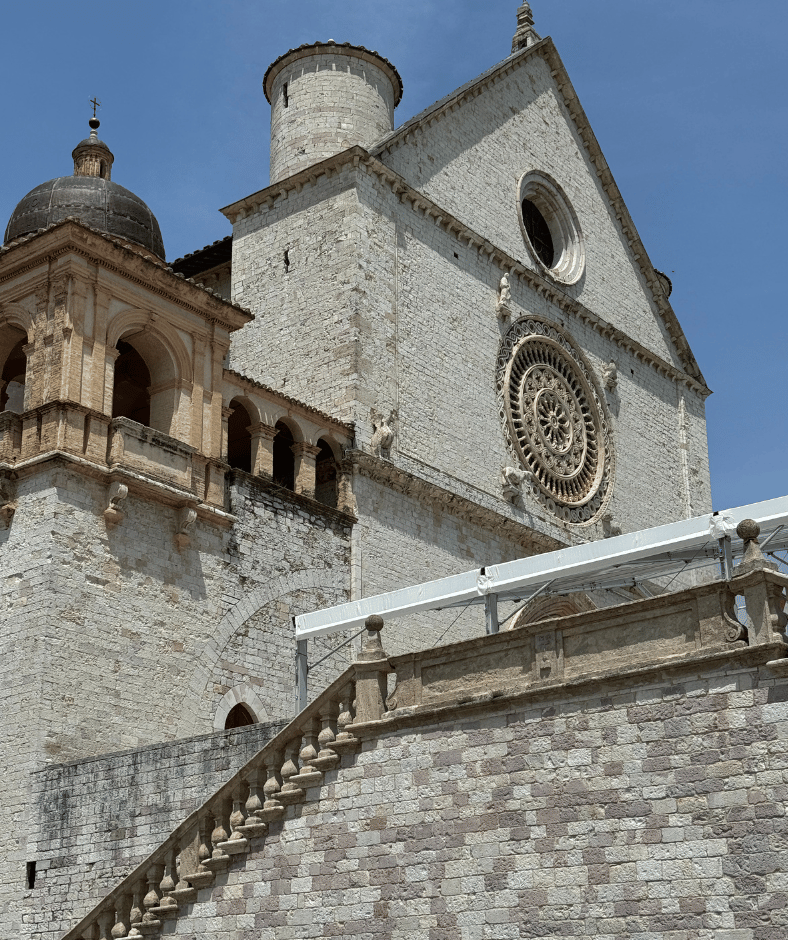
xmin=249 ymin=422 xmax=277 ymax=479
xmin=220 ymin=406 xmax=234 ymax=462
xmin=337 ymin=458 xmax=356 ymax=514
xmin=291 ymin=442 xmax=321 ymax=499
xmin=353 ymin=615 xmax=392 ymax=723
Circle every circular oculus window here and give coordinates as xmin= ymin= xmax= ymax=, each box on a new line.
xmin=518 ymin=171 xmax=584 ymax=284
xmin=497 ymin=317 xmax=613 ymax=524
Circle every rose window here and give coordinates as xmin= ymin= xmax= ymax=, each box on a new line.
xmin=497 ymin=318 xmax=613 ymax=523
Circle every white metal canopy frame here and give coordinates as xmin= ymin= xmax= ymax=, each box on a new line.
xmin=295 ymin=495 xmax=788 ymax=643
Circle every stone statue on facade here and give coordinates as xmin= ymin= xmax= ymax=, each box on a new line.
xmin=370 ymin=409 xmax=397 ymax=459
xmin=497 ymin=273 xmax=513 ymax=319
xmin=501 ymin=465 xmax=532 ymax=503
xmin=602 ymin=359 xmax=618 ymax=392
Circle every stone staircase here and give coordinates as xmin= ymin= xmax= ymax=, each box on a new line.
xmin=60 ymin=661 xmax=365 ymax=940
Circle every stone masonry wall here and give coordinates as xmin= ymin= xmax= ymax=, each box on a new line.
xmin=167 ymin=657 xmax=788 ymax=940
xmin=352 ymin=168 xmax=711 ymax=537
xmin=0 ymin=463 xmax=352 ymax=937
xmin=26 ymin=721 xmax=287 ymax=940
xmin=379 ymin=48 xmax=682 ymax=371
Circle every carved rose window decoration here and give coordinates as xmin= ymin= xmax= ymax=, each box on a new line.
xmin=497 ymin=317 xmax=614 ymax=523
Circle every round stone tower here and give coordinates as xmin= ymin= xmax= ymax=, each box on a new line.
xmin=264 ymin=41 xmax=403 ymax=184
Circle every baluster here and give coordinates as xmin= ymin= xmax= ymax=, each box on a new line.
xmin=290 ymin=718 xmax=323 ymax=788
xmin=277 ymin=738 xmax=306 ymax=805
xmin=313 ymin=699 xmax=341 ymax=771
xmin=203 ymin=799 xmax=231 ymax=871
xmin=255 ymin=751 xmax=285 ymax=823
xmin=332 ymin=681 xmax=359 ymax=754
xmin=170 ymin=827 xmax=198 ymax=904
xmin=126 ymin=881 xmax=145 ymax=936
xmin=217 ymin=783 xmax=250 ymax=855
xmin=110 ymin=893 xmax=131 ymax=938
xmin=238 ymin=767 xmax=268 ymax=839
xmin=96 ymin=909 xmax=114 ymax=940
xmin=152 ymin=848 xmax=178 ymax=915
xmin=182 ymin=815 xmax=215 ymax=889
xmin=137 ymin=864 xmax=163 ymax=935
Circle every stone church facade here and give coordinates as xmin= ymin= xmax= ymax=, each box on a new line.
xmin=0 ymin=5 xmax=745 ymax=938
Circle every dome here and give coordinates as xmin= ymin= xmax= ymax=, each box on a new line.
xmin=5 ymin=176 xmax=165 ymax=259
xmin=4 ymin=117 xmax=165 ymax=259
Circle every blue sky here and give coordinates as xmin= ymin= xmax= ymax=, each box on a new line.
xmin=1 ymin=1 xmax=785 ymax=514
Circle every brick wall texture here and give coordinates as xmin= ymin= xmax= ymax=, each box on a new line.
xmin=166 ymin=661 xmax=788 ymax=940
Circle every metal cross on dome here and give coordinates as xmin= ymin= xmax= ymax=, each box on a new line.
xmin=89 ymin=97 xmax=101 ymax=119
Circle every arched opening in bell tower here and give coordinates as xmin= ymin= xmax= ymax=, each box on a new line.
xmin=0 ymin=328 xmax=27 ymax=414
xmin=227 ymin=398 xmax=253 ymax=473
xmin=112 ymin=340 xmax=152 ymax=426
xmin=272 ymin=420 xmax=295 ymax=490
xmin=315 ymin=438 xmax=339 ymax=508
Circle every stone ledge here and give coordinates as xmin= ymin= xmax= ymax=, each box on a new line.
xmin=351 ymin=641 xmax=788 ymax=740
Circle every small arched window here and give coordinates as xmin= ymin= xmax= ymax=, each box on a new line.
xmin=227 ymin=399 xmax=253 ymax=473
xmin=112 ymin=340 xmax=152 ymax=426
xmin=0 ymin=330 xmax=27 ymax=414
xmin=315 ymin=439 xmax=338 ymax=508
xmin=225 ymin=703 xmax=256 ymax=729
xmin=272 ymin=421 xmax=295 ymax=490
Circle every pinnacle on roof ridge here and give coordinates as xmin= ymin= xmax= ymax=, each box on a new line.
xmin=512 ymin=2 xmax=540 ymax=54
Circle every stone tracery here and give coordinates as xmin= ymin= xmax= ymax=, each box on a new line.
xmin=497 ymin=317 xmax=613 ymax=523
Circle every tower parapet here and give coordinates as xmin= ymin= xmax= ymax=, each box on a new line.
xmin=263 ymin=41 xmax=403 ymax=184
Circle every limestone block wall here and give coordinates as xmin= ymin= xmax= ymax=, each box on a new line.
xmin=0 ymin=464 xmax=352 ymax=937
xmin=24 ymin=721 xmax=287 ymax=940
xmin=165 ymin=655 xmax=788 ymax=940
xmin=229 ymin=167 xmax=369 ymax=424
xmin=377 ymin=47 xmax=681 ymax=371
xmin=352 ymin=169 xmax=710 ymax=536
xmin=267 ymin=46 xmax=398 ymax=184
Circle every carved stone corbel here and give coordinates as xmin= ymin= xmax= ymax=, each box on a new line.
xmin=602 ymin=512 xmax=622 ymax=538
xmin=175 ymin=506 xmax=198 ymax=549
xmin=104 ymin=481 xmax=129 ymax=525
xmin=0 ymin=477 xmax=17 ymax=525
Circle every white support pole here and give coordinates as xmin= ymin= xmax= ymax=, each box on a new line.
xmin=718 ymin=536 xmax=733 ymax=581
xmin=295 ymin=639 xmax=308 ymax=714
xmin=485 ymin=593 xmax=499 ymax=635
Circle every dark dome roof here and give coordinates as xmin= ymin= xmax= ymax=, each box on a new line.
xmin=5 ymin=175 xmax=165 ymax=259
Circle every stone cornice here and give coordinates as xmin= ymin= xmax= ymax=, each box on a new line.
xmin=351 ymin=641 xmax=785 ymax=740
xmin=368 ymin=37 xmax=707 ymax=391
xmin=224 ymin=368 xmax=354 ymax=436
xmin=222 ymin=146 xmax=708 ymax=397
xmin=357 ymin=157 xmax=710 ymax=397
xmin=349 ymin=449 xmax=563 ymax=555
xmin=0 ymin=219 xmax=253 ymax=333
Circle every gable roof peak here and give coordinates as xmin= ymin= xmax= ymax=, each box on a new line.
xmin=512 ymin=2 xmax=541 ymax=53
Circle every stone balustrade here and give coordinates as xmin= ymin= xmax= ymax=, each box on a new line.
xmin=60 ymin=526 xmax=788 ymax=939
xmin=62 ymin=670 xmax=358 ymax=940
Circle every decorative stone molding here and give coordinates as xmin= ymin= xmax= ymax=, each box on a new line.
xmin=497 ymin=316 xmax=614 ymax=525
xmin=213 ymin=685 xmax=268 ymax=732
xmin=370 ymin=409 xmax=396 ymax=459
xmin=517 ymin=170 xmax=585 ymax=285
xmin=349 ymin=450 xmax=562 ymax=555
xmin=104 ymin=480 xmax=129 ymax=525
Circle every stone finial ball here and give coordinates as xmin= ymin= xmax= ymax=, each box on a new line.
xmin=365 ymin=614 xmax=384 ymax=631
xmin=737 ymin=519 xmax=760 ymax=542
